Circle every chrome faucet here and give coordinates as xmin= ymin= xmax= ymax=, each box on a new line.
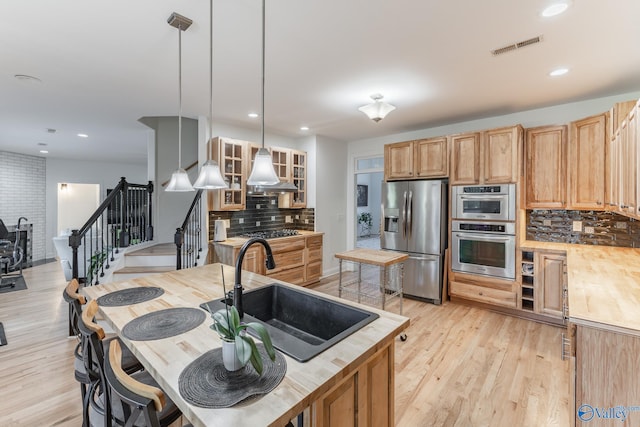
xmin=234 ymin=237 xmax=276 ymax=317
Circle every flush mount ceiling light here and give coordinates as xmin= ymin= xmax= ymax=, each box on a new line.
xmin=193 ymin=0 xmax=228 ymax=190
xmin=166 ymin=12 xmax=195 ymax=192
xmin=549 ymin=67 xmax=569 ymax=76
xmin=246 ymin=0 xmax=279 ymax=186
xmin=358 ymin=94 xmax=396 ymax=122
xmin=542 ymin=2 xmax=570 ymax=17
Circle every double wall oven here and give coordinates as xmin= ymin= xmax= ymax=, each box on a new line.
xmin=451 ymin=184 xmax=516 ymax=280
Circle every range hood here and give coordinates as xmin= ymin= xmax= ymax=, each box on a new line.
xmin=246 ymin=181 xmax=297 ymax=196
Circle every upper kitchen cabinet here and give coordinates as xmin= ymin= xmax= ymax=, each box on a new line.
xmin=278 ymin=148 xmax=308 ymax=208
xmin=383 ymin=137 xmax=449 ymax=181
xmin=525 ymin=125 xmax=567 ymax=209
xmin=450 ymin=125 xmax=522 ymax=185
xmin=271 ymin=147 xmax=291 ymax=182
xmin=567 ymin=113 xmax=608 ymax=210
xmin=207 ymin=137 xmax=247 ymax=211
xmin=449 ymin=132 xmax=480 ymax=185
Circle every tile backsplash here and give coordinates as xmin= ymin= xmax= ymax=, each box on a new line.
xmin=208 ymin=195 xmax=315 ymax=240
xmin=527 ymin=210 xmax=640 ymax=248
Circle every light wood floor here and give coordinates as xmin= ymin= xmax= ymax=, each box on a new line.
xmin=0 ymin=262 xmax=569 ymax=426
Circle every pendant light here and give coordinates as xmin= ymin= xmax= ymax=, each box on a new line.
xmin=246 ymin=0 xmax=279 ymax=186
xmin=166 ymin=12 xmax=195 ymax=192
xmin=194 ymin=0 xmax=228 ymax=190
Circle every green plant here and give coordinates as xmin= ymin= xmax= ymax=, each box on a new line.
xmin=209 ymin=305 xmax=275 ymax=375
xmin=87 ymin=249 xmax=108 ymax=284
xmin=358 ymin=212 xmax=373 ymax=227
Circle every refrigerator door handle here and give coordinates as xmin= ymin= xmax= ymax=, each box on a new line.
xmin=402 ymin=191 xmax=408 ymax=239
xmin=407 ymin=190 xmax=413 ymax=238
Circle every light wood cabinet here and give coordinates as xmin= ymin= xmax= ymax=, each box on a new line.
xmin=535 ymin=252 xmax=566 ymax=319
xmin=449 ymin=273 xmax=517 ymax=309
xmin=450 ymin=132 xmax=480 ymax=185
xmin=627 ymin=106 xmax=638 ymax=217
xmin=567 ymin=114 xmax=608 ymax=210
xmin=525 ymin=125 xmax=567 ymax=209
xmin=573 ymin=325 xmax=640 ymax=426
xmin=384 ymin=138 xmax=448 ymax=181
xmin=483 ymin=126 xmax=522 ymax=184
xmin=207 ymin=137 xmax=247 ymax=211
xmin=210 ymin=233 xmax=323 ymax=286
xmin=450 ymin=125 xmax=522 ymax=185
xmin=312 ymin=343 xmax=394 ymax=427
xmin=277 ymin=149 xmax=308 ymax=208
xmin=635 ymin=100 xmax=640 ymax=219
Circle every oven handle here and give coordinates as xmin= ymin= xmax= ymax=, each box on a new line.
xmin=453 ymin=232 xmax=514 ymax=242
xmin=459 ymin=195 xmax=507 ymax=200
xmin=402 ymin=191 xmax=408 ymax=239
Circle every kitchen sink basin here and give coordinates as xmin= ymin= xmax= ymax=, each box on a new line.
xmin=201 ymin=283 xmax=378 ymax=362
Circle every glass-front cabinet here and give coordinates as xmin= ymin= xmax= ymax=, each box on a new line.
xmin=207 ymin=137 xmax=246 ymax=211
xmin=291 ymin=150 xmax=307 ymax=208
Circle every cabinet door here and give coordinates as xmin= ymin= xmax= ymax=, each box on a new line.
xmin=384 ymin=141 xmax=414 ymax=180
xmin=450 ymin=133 xmax=480 ymax=185
xmin=270 ymin=147 xmax=291 ymax=182
xmin=208 ymin=137 xmax=246 ymax=211
xmin=484 ymin=125 xmax=522 ymax=184
xmin=291 ymin=150 xmax=307 ymax=208
xmin=525 ymin=125 xmax=567 ymax=209
xmin=535 ymin=252 xmax=565 ymax=319
xmin=635 ymin=101 xmax=640 ymax=218
xmin=414 ymin=137 xmax=448 ymax=178
xmin=234 ymin=245 xmax=264 ymax=275
xmin=627 ymin=106 xmax=638 ymax=217
xmin=567 ymin=113 xmax=608 ymax=210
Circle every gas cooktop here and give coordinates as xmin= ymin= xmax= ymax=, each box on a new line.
xmin=242 ymin=229 xmax=300 ymax=239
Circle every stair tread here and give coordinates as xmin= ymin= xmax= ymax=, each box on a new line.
xmin=114 ymin=266 xmax=175 ymax=274
xmin=126 ymin=243 xmax=175 ymax=256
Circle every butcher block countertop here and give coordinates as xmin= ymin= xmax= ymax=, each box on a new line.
xmin=335 ymin=248 xmax=409 ymax=267
xmin=212 ymin=230 xmax=323 ymax=248
xmin=81 ymin=262 xmax=409 ymax=427
xmin=522 ymin=240 xmax=640 ymax=335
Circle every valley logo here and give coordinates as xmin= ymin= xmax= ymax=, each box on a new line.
xmin=578 ymin=404 xmax=640 ymax=422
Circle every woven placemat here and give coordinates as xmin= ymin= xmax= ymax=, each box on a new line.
xmin=179 ymin=344 xmax=286 ymax=408
xmin=122 ymin=307 xmax=206 ymax=341
xmin=97 ymin=287 xmax=164 ymax=307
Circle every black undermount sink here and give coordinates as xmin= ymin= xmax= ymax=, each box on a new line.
xmin=200 ymin=283 xmax=379 ymax=362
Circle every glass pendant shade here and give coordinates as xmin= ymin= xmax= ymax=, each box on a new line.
xmin=166 ymin=168 xmax=195 ymax=192
xmin=358 ymin=95 xmax=396 ymax=122
xmin=193 ymin=159 xmax=227 ymax=189
xmin=247 ymin=148 xmax=279 ymax=185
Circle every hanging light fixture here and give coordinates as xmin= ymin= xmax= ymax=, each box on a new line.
xmin=166 ymin=12 xmax=195 ymax=192
xmin=358 ymin=94 xmax=396 ymax=122
xmin=246 ymin=0 xmax=279 ymax=186
xmin=194 ymin=0 xmax=228 ymax=190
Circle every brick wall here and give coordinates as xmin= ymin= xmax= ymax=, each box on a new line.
xmin=0 ymin=151 xmax=46 ymax=261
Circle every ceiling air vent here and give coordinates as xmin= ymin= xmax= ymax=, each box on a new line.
xmin=492 ymin=35 xmax=543 ymax=56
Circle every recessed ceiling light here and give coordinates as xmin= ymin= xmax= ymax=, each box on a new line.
xmin=248 ymin=113 xmax=259 ymax=118
xmin=77 ymin=133 xmax=88 ymax=138
xmin=549 ymin=68 xmax=569 ymax=76
xmin=542 ymin=2 xmax=569 ymax=17
xmin=300 ymin=126 xmax=309 ymax=131
xmin=39 ymin=150 xmax=49 ymax=154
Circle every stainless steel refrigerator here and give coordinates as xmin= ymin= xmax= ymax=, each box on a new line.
xmin=381 ymin=179 xmax=447 ymax=304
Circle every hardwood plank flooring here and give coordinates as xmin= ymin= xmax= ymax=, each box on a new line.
xmin=0 ymin=263 xmax=569 ymax=426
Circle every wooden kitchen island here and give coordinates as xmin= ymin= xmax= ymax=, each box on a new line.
xmin=522 ymin=241 xmax=640 ymax=426
xmin=82 ymin=263 xmax=409 ymax=427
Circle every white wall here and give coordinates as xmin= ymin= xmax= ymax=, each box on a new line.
xmin=356 ymin=172 xmax=383 ymax=236
xmin=45 ymin=158 xmax=147 ymax=259
xmin=315 ymin=135 xmax=348 ymax=276
xmin=57 ymin=183 xmax=100 ymax=233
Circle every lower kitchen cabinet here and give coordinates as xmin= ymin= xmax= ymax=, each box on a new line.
xmin=449 ymin=273 xmax=518 ymax=308
xmin=312 ymin=343 xmax=393 ymax=427
xmin=571 ymin=324 xmax=640 ymax=426
xmin=535 ymin=251 xmax=566 ymax=319
xmin=210 ymin=233 xmax=323 ymax=286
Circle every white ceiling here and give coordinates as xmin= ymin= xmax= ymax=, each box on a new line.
xmin=1 ymin=0 xmax=639 ymax=164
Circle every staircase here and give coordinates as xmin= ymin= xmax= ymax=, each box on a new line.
xmin=111 ymin=243 xmax=176 ymax=281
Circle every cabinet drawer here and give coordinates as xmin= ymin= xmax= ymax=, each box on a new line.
xmin=307 ymin=246 xmax=323 ymax=263
xmin=306 ymin=234 xmax=323 ymax=249
xmin=270 ymin=250 xmax=304 ymax=274
xmin=269 ymin=265 xmax=306 ymax=285
xmin=306 ymin=260 xmax=322 ymax=284
xmin=269 ymin=237 xmax=306 ymax=253
xmin=450 ymin=281 xmax=517 ymax=308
